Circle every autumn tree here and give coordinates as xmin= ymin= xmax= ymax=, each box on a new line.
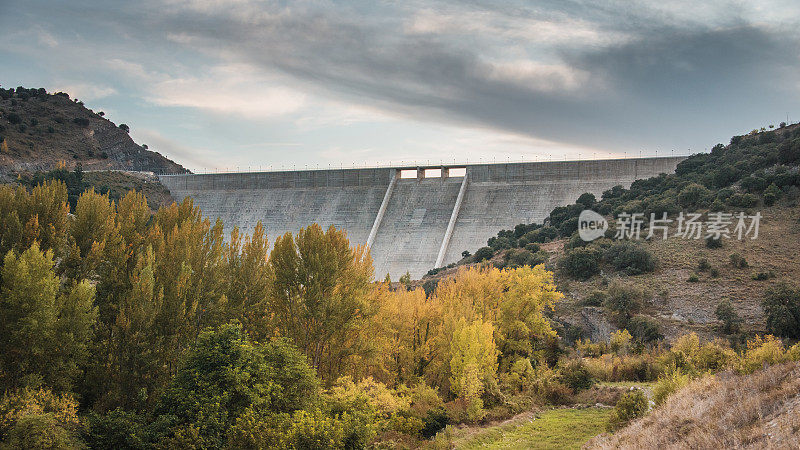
xmin=270 ymin=224 xmax=375 ymax=381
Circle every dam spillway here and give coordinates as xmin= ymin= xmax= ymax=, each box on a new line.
xmin=159 ymin=157 xmax=684 ymax=279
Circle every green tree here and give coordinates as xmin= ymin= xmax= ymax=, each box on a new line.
xmin=153 ymin=322 xmax=319 ymax=448
xmin=763 ymin=283 xmax=800 ymax=339
xmin=0 ymin=243 xmax=97 ymax=392
xmin=715 ymin=299 xmax=742 ymax=334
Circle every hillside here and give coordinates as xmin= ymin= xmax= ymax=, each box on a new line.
xmin=588 ymin=361 xmax=800 ymax=449
xmin=426 ymin=122 xmax=800 ymax=343
xmin=0 ymin=86 xmax=187 ymax=181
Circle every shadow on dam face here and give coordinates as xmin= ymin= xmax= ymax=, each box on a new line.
xmin=159 ymin=157 xmax=685 ymax=279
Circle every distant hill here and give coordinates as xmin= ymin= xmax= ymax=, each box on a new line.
xmin=0 ymin=86 xmax=188 ymax=181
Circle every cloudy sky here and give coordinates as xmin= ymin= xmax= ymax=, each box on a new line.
xmin=2 ymin=1 xmax=799 ymax=172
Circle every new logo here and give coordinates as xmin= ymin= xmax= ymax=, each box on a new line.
xmin=578 ymin=210 xmax=608 ymax=241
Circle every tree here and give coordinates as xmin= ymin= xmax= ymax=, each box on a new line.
xmin=119 ymin=123 xmax=130 ymax=133
xmin=0 ymin=388 xmax=84 ymax=447
xmin=153 ymin=322 xmax=319 ymax=448
xmin=559 ymin=247 xmax=601 ymax=280
xmin=576 ymin=192 xmax=596 ymax=208
xmin=763 ymin=283 xmax=800 ymax=339
xmin=448 ymin=318 xmax=498 ymax=420
xmin=269 ymin=224 xmax=375 ymax=380
xmin=0 ymin=243 xmax=97 ymax=392
xmin=715 ymin=300 xmax=741 ymax=334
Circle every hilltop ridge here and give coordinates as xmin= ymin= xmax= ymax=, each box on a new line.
xmin=0 ymin=86 xmax=187 ymax=181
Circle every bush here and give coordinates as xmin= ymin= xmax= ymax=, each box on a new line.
xmin=677 ymin=183 xmax=710 ymax=209
xmin=153 ymin=323 xmax=320 ymax=447
xmin=697 ymin=258 xmax=710 ymax=271
xmin=73 ymin=117 xmax=90 ymax=127
xmin=558 ymin=360 xmax=593 ymax=393
xmin=603 ymin=282 xmax=647 ymax=323
xmin=652 ymin=367 xmax=691 ymax=406
xmin=763 ymin=183 xmax=782 ymax=206
xmin=0 ymin=388 xmax=82 ymax=446
xmin=751 ymin=271 xmax=774 ymax=281
xmin=729 ymin=253 xmax=748 ymax=268
xmin=583 ymin=289 xmax=607 ymax=307
xmin=762 ymin=283 xmax=800 ymax=339
xmin=576 ymin=192 xmax=597 ymax=208
xmin=606 ymin=389 xmax=648 ymax=431
xmin=420 ymin=407 xmax=449 ymax=439
xmin=687 ymin=273 xmax=699 ymax=282
xmin=84 ymin=409 xmax=147 ymax=449
xmin=627 ymin=316 xmax=662 ymax=343
xmin=727 ymin=193 xmax=758 ymax=208
xmin=119 ymin=123 xmax=130 ymax=133
xmin=715 ymin=300 xmax=742 ymax=334
xmin=559 ymin=247 xmax=602 ymax=280
xmin=473 ymin=246 xmax=494 ymax=262
xmin=605 ymin=242 xmax=655 ymax=275
xmin=6 ymin=113 xmax=21 ymax=124
xmin=705 ymin=236 xmax=723 ymax=248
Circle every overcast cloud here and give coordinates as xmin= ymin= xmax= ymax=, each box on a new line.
xmin=1 ymin=0 xmax=798 ymax=171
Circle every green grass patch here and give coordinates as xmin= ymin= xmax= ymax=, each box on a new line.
xmin=456 ymin=407 xmax=611 ymax=450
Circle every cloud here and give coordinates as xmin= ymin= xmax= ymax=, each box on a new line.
xmin=131 ymin=128 xmax=219 ymax=170
xmin=144 ymin=64 xmax=307 ymax=119
xmin=53 ymin=83 xmax=116 ymax=101
xmin=5 ymin=0 xmax=800 ymax=162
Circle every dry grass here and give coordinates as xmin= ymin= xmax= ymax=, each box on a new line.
xmin=586 ymin=361 xmax=800 ymax=449
xmin=558 ymin=204 xmax=800 ymax=341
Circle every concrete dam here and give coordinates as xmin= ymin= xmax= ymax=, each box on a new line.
xmin=159 ymin=157 xmax=684 ymax=279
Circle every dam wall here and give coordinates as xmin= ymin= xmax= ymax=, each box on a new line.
xmin=159 ymin=157 xmax=684 ymax=279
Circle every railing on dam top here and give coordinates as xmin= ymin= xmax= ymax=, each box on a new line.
xmin=156 ymin=151 xmax=692 ymax=176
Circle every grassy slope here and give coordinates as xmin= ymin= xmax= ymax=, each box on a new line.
xmin=587 ymin=362 xmax=800 ymax=449
xmin=451 ymin=407 xmax=611 ymax=450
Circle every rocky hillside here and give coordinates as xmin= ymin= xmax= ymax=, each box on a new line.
xmin=0 ymin=86 xmax=187 ymax=181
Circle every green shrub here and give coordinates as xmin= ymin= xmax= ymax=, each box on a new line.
xmin=763 ymin=283 xmax=800 ymax=339
xmin=715 ymin=300 xmax=741 ymax=334
xmin=558 ymin=360 xmax=594 ymax=393
xmin=763 ymin=183 xmax=782 ymax=206
xmin=627 ymin=316 xmax=662 ymax=343
xmin=729 ymin=253 xmax=748 ymax=268
xmin=605 ymin=242 xmax=655 ymax=275
xmin=751 ymin=271 xmax=774 ymax=281
xmin=697 ymin=258 xmax=710 ymax=272
xmin=677 ymin=183 xmax=711 ymax=209
xmin=0 ymin=388 xmax=83 ymax=447
xmin=153 ymin=323 xmax=320 ymax=447
xmin=84 ymin=409 xmax=147 ymax=449
xmin=559 ymin=247 xmax=602 ymax=280
xmin=604 ymin=282 xmax=647 ymax=324
xmin=606 ymin=389 xmax=648 ymax=431
xmin=705 ymin=236 xmax=723 ymax=248
xmin=687 ymin=273 xmax=699 ymax=282
xmin=727 ymin=193 xmax=758 ymax=208
xmin=473 ymin=246 xmax=494 ymax=262
xmin=583 ymin=289 xmax=607 ymax=307
xmin=420 ymin=407 xmax=449 ymax=439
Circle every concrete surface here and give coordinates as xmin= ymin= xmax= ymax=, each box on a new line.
xmin=160 ymin=157 xmax=684 ymax=279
